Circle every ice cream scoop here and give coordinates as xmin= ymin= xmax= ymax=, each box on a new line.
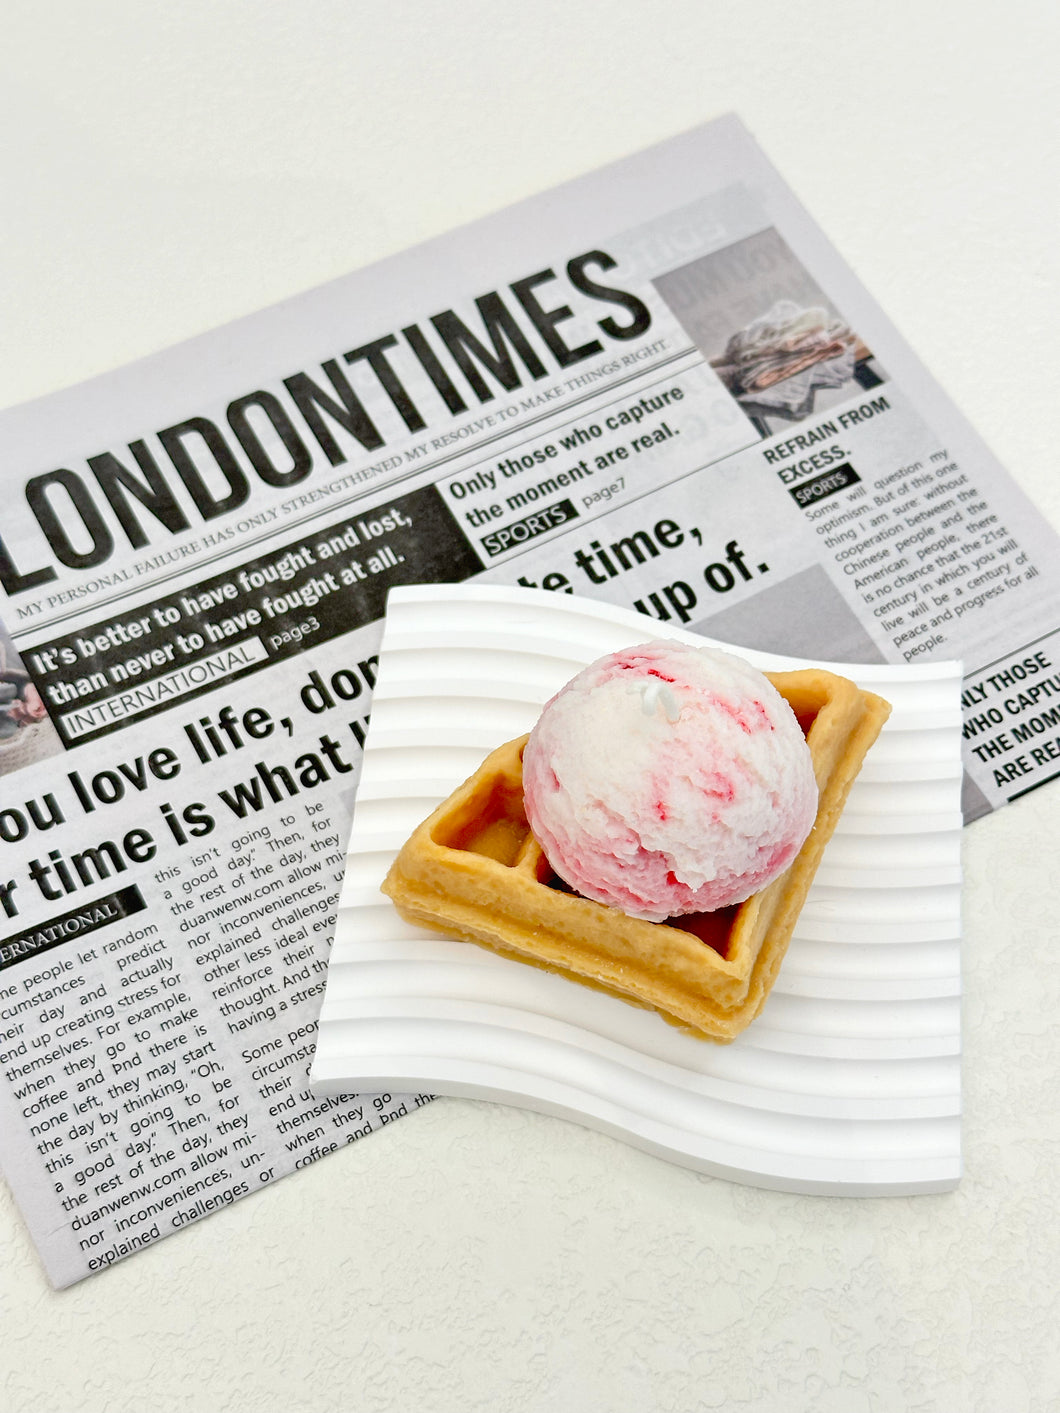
xmin=521 ymin=641 xmax=818 ymax=922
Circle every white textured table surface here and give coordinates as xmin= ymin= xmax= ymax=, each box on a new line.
xmin=3 ymin=5 xmax=1059 ymax=1410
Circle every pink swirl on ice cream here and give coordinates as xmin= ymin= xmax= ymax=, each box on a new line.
xmin=522 ymin=641 xmax=818 ymax=922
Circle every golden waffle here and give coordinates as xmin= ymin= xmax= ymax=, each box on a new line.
xmin=382 ymin=669 xmax=890 ymax=1042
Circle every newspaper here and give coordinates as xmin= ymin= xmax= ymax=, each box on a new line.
xmin=2 ymin=115 xmax=1058 ymax=1286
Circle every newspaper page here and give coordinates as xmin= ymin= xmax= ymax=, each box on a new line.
xmin=3 ymin=115 xmax=1058 ymax=1286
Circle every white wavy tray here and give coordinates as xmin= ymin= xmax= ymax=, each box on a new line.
xmin=311 ymin=585 xmax=964 ymax=1194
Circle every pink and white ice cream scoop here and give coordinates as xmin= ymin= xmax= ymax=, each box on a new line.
xmin=522 ymin=641 xmax=818 ymax=922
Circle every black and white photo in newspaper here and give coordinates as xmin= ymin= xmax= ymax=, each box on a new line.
xmin=3 ymin=114 xmax=1059 ymax=1285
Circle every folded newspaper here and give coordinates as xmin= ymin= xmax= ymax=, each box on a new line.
xmin=2 ymin=115 xmax=1057 ymax=1286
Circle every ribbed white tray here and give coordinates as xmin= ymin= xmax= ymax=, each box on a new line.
xmin=311 ymin=586 xmax=964 ymax=1194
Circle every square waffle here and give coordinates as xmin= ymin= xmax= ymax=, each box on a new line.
xmin=382 ymin=668 xmax=890 ymax=1041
